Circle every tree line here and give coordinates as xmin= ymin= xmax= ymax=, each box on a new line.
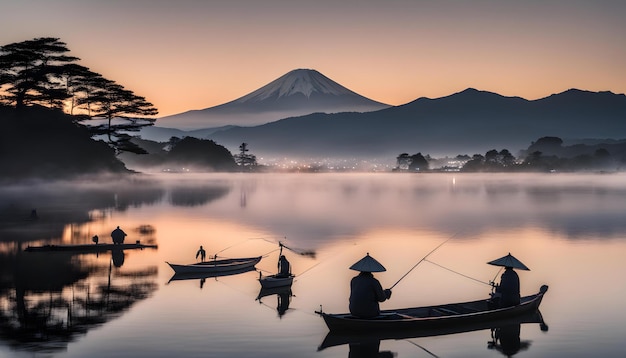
xmin=0 ymin=37 xmax=157 ymax=154
xmin=396 ymin=137 xmax=625 ymax=172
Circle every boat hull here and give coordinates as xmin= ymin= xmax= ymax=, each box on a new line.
xmin=319 ymin=309 xmax=547 ymax=351
xmin=319 ymin=285 xmax=548 ymax=332
xmin=168 ymin=266 xmax=256 ymax=283
xmin=259 ymin=274 xmax=294 ymax=289
xmin=166 ymin=256 xmax=262 ymax=274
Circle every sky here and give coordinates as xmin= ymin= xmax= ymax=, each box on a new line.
xmin=2 ymin=0 xmax=626 ymax=117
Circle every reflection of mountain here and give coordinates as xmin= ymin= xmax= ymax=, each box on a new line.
xmin=169 ymin=184 xmax=231 ymax=207
xmin=0 ymin=246 xmax=158 ymax=353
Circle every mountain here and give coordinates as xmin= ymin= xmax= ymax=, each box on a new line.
xmin=155 ymin=69 xmax=390 ymax=130
xmin=205 ymin=88 xmax=626 ymax=160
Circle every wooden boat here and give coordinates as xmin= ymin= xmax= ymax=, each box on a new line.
xmin=319 ymin=308 xmax=548 ymax=351
xmin=259 ymin=273 xmax=294 ymax=289
xmin=167 ymin=266 xmax=256 ymax=284
xmin=24 ymin=242 xmax=158 ymax=253
xmin=258 ymin=241 xmax=295 ymax=289
xmin=166 ymin=256 xmax=262 ymax=274
xmin=317 ymin=285 xmax=548 ymax=332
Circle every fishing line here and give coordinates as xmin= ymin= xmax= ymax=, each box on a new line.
xmin=403 ymin=339 xmax=440 ymax=358
xmin=212 ymin=236 xmax=285 ymax=257
xmin=390 ymin=234 xmax=458 ymax=290
xmin=423 ymin=259 xmax=491 ymax=286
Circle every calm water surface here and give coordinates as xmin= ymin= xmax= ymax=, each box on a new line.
xmin=1 ymin=173 xmax=625 ymax=357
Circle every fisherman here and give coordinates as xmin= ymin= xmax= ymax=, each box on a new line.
xmin=348 ymin=253 xmax=392 ymax=318
xmin=278 ymin=254 xmax=291 ymax=277
xmin=487 ymin=253 xmax=528 ymax=308
xmin=499 ymin=266 xmax=521 ymax=307
xmin=111 ymin=226 xmax=127 ymax=244
xmin=196 ymin=245 xmax=207 ymax=262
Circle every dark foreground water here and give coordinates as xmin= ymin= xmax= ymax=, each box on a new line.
xmin=1 ymin=173 xmax=625 ymax=358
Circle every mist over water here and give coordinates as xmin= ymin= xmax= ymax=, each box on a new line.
xmin=1 ymin=172 xmax=625 ymax=357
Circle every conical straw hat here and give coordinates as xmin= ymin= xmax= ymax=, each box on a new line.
xmin=349 ymin=253 xmax=387 ymax=272
xmin=487 ymin=253 xmax=530 ymax=271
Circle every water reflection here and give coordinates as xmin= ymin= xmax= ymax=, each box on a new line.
xmin=169 ymin=184 xmax=231 ymax=207
xmin=0 ymin=177 xmax=165 ymax=243
xmin=0 ymin=179 xmax=165 ymax=353
xmin=319 ymin=310 xmax=547 ymax=357
xmin=488 ymin=312 xmax=549 ymax=357
xmin=256 ymin=286 xmax=294 ymax=318
xmin=0 ymin=246 xmax=158 ymax=353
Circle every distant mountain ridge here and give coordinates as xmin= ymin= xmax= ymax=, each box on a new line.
xmin=204 ymin=88 xmax=626 ymax=160
xmin=156 ymin=69 xmax=390 ymax=129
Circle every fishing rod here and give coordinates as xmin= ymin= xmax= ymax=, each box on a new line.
xmin=389 ymin=235 xmax=455 ymax=290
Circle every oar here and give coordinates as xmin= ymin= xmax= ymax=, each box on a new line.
xmin=389 ymin=236 xmax=454 ymax=290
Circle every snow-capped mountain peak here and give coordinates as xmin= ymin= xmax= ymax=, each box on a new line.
xmin=235 ymin=69 xmax=358 ymax=103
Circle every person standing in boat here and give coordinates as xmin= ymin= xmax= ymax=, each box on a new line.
xmin=111 ymin=226 xmax=127 ymax=245
xmin=196 ymin=245 xmax=207 ymax=262
xmin=348 ymin=253 xmax=392 ymax=318
xmin=277 ymin=254 xmax=291 ymax=277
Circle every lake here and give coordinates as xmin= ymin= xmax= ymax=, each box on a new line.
xmin=1 ymin=172 xmax=625 ymax=358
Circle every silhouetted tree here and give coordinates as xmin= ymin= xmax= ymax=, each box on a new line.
xmin=1 ymin=37 xmax=158 ymax=154
xmin=460 ymin=154 xmax=485 ymax=172
xmin=234 ymin=142 xmax=258 ymax=169
xmin=408 ymin=153 xmax=429 ymax=171
xmin=499 ymin=149 xmax=516 ymax=167
xmin=77 ymin=77 xmax=158 ymax=154
xmin=396 ymin=153 xmax=411 ymax=170
xmin=0 ymin=37 xmax=78 ymax=109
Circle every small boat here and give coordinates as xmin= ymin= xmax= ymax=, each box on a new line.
xmin=259 ymin=273 xmax=294 ymax=289
xmin=258 ymin=242 xmax=295 ymax=288
xmin=317 ymin=285 xmax=548 ymax=332
xmin=168 ymin=266 xmax=256 ymax=284
xmin=25 ymin=242 xmax=158 ymax=253
xmin=166 ymin=256 xmax=262 ymax=274
xmin=319 ymin=308 xmax=548 ymax=352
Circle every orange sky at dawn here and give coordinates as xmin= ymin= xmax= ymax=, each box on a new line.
xmin=2 ymin=1 xmax=625 ymax=117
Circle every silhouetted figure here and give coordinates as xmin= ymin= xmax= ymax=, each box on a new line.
xmin=487 ymin=253 xmax=528 ymax=308
xmin=278 ymin=255 xmax=291 ymax=277
xmin=200 ymin=277 xmax=206 ymax=289
xmin=112 ymin=249 xmax=125 ymax=267
xmin=348 ymin=254 xmax=392 ymax=318
xmin=30 ymin=209 xmax=38 ymax=220
xmin=499 ymin=266 xmax=520 ymax=307
xmin=92 ymin=235 xmax=99 ymax=244
xmin=277 ymin=289 xmax=292 ymax=317
xmin=348 ymin=339 xmax=394 ymax=358
xmin=490 ymin=324 xmax=522 ymax=357
xmin=111 ymin=226 xmax=127 ymax=245
xmin=196 ymin=245 xmax=206 ymax=262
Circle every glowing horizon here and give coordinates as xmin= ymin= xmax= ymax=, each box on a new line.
xmin=2 ymin=1 xmax=625 ymax=117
